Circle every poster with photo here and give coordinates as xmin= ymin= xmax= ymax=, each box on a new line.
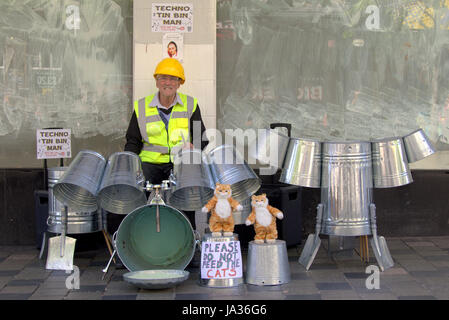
xmin=163 ymin=33 xmax=184 ymax=62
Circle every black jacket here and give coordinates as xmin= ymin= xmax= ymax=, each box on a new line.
xmin=124 ymin=104 xmax=209 ymax=157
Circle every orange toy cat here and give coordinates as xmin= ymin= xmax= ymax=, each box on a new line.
xmin=245 ymin=194 xmax=283 ymax=243
xmin=202 ymin=183 xmax=243 ymax=237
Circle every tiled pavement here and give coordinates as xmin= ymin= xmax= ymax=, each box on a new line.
xmin=0 ymin=236 xmax=448 ymax=300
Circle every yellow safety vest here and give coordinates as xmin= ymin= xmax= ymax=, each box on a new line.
xmin=134 ymin=92 xmax=198 ymax=164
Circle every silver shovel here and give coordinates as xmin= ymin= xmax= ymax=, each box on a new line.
xmin=369 ymin=203 xmax=394 ymax=271
xmin=46 ymin=206 xmax=76 ymax=271
xmin=299 ymin=203 xmax=323 ymax=270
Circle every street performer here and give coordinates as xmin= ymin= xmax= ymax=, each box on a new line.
xmin=124 ymin=57 xmax=209 ymax=230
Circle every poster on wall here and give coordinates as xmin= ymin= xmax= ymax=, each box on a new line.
xmin=36 ymin=129 xmax=72 ymax=159
xmin=152 ymin=3 xmax=193 ymax=33
xmin=163 ymin=33 xmax=184 ymax=62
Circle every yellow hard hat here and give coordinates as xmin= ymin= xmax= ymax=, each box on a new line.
xmin=153 ymin=58 xmax=185 ymax=84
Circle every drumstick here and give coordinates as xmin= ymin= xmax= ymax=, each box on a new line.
xmin=102 ymin=230 xmax=116 ymax=264
xmin=360 ymin=236 xmax=363 ymax=262
xmin=365 ymin=235 xmax=369 ymax=262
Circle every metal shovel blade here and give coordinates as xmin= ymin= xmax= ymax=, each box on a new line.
xmin=370 ymin=236 xmax=394 ymax=272
xmin=298 ymin=234 xmax=321 ymax=271
xmin=45 ymin=235 xmax=76 ymax=271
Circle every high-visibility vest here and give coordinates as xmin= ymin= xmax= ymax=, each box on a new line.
xmin=134 ymin=92 xmax=198 ymax=164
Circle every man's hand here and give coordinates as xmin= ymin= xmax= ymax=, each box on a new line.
xmin=182 ymin=142 xmax=194 ymax=150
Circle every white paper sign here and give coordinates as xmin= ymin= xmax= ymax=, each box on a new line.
xmin=152 ymin=3 xmax=193 ymax=33
xmin=36 ymin=129 xmax=72 ymax=159
xmin=201 ymin=240 xmax=243 ymax=279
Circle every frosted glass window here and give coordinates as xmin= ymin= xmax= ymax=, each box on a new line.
xmin=217 ymin=0 xmax=449 ymax=155
xmin=0 ymin=0 xmax=133 ymax=167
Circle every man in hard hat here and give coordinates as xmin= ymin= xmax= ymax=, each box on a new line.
xmin=105 ymin=58 xmax=208 ymax=268
xmin=123 ymin=57 xmax=208 ymax=222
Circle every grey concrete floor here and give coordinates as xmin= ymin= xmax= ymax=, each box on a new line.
xmin=0 ymin=235 xmax=448 ymax=300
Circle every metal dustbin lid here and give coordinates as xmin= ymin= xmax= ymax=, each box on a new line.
xmin=123 ymin=269 xmax=189 ymax=289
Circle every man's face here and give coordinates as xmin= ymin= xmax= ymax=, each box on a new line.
xmin=156 ymin=74 xmax=181 ymax=98
xmin=168 ymin=44 xmax=177 ymax=57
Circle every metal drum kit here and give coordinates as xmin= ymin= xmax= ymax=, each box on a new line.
xmin=43 ymin=126 xmax=435 ymax=288
xmin=45 ymin=144 xmax=262 ymax=288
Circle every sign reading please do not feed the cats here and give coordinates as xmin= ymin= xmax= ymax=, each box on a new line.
xmin=201 ymin=241 xmax=242 ymax=279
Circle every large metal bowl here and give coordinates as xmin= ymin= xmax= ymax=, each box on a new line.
xmin=123 ymin=270 xmax=189 ymax=289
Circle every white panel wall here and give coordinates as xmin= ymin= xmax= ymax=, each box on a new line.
xmin=133 ymin=0 xmax=216 ymax=137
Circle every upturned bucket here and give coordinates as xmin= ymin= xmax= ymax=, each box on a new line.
xmin=47 ymin=167 xmax=102 ymax=234
xmin=279 ymin=137 xmax=322 ymax=188
xmin=208 ymin=145 xmax=261 ymax=202
xmin=53 ymin=150 xmax=107 ymax=212
xmin=97 ymin=152 xmax=147 ymax=215
xmin=168 ymin=149 xmax=216 ymax=211
xmin=245 ymin=240 xmax=291 ymax=286
xmin=371 ymin=137 xmax=413 ymax=188
xmin=403 ymin=128 xmax=436 ymax=163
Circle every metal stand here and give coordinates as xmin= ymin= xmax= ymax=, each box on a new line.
xmin=299 ymin=203 xmax=394 ymax=271
xmin=246 ymin=240 xmax=290 ymax=286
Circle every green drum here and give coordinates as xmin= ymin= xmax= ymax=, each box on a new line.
xmin=115 ymin=204 xmax=196 ymax=271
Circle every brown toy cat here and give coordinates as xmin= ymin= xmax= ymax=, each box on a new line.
xmin=245 ymin=194 xmax=283 ymax=243
xmin=202 ymin=183 xmax=242 ymax=237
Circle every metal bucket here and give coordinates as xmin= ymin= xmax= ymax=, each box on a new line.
xmin=47 ymin=167 xmax=102 ymax=234
xmin=208 ymin=145 xmax=261 ymax=202
xmin=115 ymin=203 xmax=196 ymax=271
xmin=168 ymin=149 xmax=215 ymax=211
xmin=371 ymin=137 xmax=413 ymax=188
xmin=97 ymin=152 xmax=147 ymax=215
xmin=198 ymin=233 xmax=244 ymax=288
xmin=279 ymin=138 xmax=322 ymax=188
xmin=321 ymin=142 xmax=373 ymax=236
xmin=403 ymin=128 xmax=436 ymax=163
xmin=247 ymin=129 xmax=290 ymax=168
xmin=53 ymin=150 xmax=107 ymax=212
xmin=245 ymin=240 xmax=291 ymax=286
xmin=232 ymin=197 xmax=252 ymax=225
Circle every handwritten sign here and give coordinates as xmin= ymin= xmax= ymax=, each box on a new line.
xmin=36 ymin=129 xmax=71 ymax=159
xmin=152 ymin=3 xmax=193 ymax=33
xmin=201 ymin=241 xmax=242 ymax=279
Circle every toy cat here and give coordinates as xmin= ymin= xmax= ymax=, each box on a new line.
xmin=202 ymin=183 xmax=243 ymax=237
xmin=245 ymin=193 xmax=283 ymax=243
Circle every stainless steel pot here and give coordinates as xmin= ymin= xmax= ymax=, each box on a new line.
xmin=320 ymin=141 xmax=373 ymax=236
xmin=53 ymin=150 xmax=107 ymax=212
xmin=403 ymin=128 xmax=436 ymax=163
xmin=97 ymin=152 xmax=147 ymax=215
xmin=279 ymin=137 xmax=321 ymax=188
xmin=208 ymin=144 xmax=261 ymax=202
xmin=371 ymin=137 xmax=413 ymax=188
xmin=168 ymin=149 xmax=216 ymax=211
